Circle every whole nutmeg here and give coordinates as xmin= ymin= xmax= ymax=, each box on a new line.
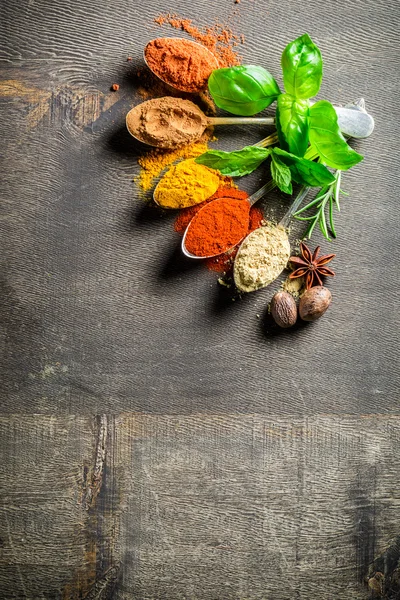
xmin=270 ymin=291 xmax=297 ymax=328
xmin=299 ymin=286 xmax=332 ymax=321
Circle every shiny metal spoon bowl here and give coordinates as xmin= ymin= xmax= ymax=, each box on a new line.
xmin=144 ymin=37 xmax=219 ymax=93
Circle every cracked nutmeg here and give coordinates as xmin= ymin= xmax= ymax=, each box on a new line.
xmin=289 ymin=242 xmax=335 ymax=289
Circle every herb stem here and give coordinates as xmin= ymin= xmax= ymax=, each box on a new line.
xmin=255 ymin=132 xmax=279 ymax=148
xmin=293 ymin=170 xmax=345 ymax=241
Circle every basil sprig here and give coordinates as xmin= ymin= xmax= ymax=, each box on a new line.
xmin=208 ymin=65 xmax=281 ymax=116
xmin=270 ymin=153 xmax=293 ymax=195
xmin=273 ymin=148 xmax=335 ymax=187
xmin=195 ymin=146 xmax=270 ymax=177
xmin=200 ymin=33 xmax=367 ymax=240
xmin=281 ymin=33 xmax=323 ymax=99
xmin=195 ymin=145 xmax=334 ymax=193
xmin=207 ymin=34 xmax=364 ymax=170
xmin=276 ymin=94 xmax=309 ymax=157
xmin=309 ymin=101 xmax=363 ymax=170
xmin=276 ymin=34 xmax=363 ymax=168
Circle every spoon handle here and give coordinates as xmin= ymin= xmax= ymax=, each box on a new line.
xmin=248 ymin=180 xmax=276 ymax=206
xmin=278 ymin=186 xmax=310 ymax=228
xmin=208 ymin=116 xmax=275 ymax=125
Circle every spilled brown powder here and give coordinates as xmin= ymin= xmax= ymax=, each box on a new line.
xmin=126 ymin=97 xmax=208 ymax=148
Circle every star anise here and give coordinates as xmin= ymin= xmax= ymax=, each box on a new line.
xmin=289 ymin=242 xmax=335 ymax=289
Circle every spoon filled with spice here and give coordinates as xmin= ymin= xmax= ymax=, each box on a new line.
xmin=182 ymin=98 xmax=375 ymax=264
xmin=152 ymin=132 xmax=279 ymax=210
xmin=144 ymin=37 xmax=220 ymax=94
xmin=126 ymin=97 xmax=275 ymax=149
xmin=126 ymin=95 xmax=373 ymax=151
xmin=233 ymin=187 xmax=307 ymax=293
xmin=181 ymin=180 xmax=277 ymax=259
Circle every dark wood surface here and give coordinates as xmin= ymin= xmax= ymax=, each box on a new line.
xmin=1 ymin=0 xmax=400 ymax=598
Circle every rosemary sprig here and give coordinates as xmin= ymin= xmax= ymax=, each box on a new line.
xmin=293 ymin=170 xmax=349 ymax=241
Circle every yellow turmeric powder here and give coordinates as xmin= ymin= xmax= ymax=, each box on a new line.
xmin=154 ymin=158 xmax=220 ymax=209
xmin=137 ymin=140 xmax=209 ymax=192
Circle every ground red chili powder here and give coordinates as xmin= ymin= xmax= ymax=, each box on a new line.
xmin=154 ymin=14 xmax=242 ymax=67
xmin=204 ymin=206 xmax=263 ymax=272
xmin=174 ymin=186 xmax=263 ymax=272
xmin=174 ymin=186 xmax=246 ymax=233
xmin=184 ymin=197 xmax=250 ymax=257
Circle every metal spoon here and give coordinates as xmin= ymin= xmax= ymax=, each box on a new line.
xmin=126 ymin=98 xmax=275 ymax=148
xmin=127 ymin=96 xmax=373 ymax=149
xmin=182 ymin=98 xmax=374 ymax=259
xmin=333 ymin=97 xmax=375 ymax=139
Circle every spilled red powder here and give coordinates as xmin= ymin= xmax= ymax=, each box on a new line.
xmin=174 ymin=186 xmax=263 ymax=273
xmin=154 ymin=14 xmax=243 ymax=67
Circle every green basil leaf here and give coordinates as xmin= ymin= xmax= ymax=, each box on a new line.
xmin=309 ymin=100 xmax=364 ymax=170
xmin=195 ymin=146 xmax=271 ymax=177
xmin=270 ymin=153 xmax=293 ymax=195
xmin=208 ymin=65 xmax=281 ymax=116
xmin=273 ymin=147 xmax=335 ymax=187
xmin=281 ymin=33 xmax=323 ymax=99
xmin=277 ymin=93 xmax=309 ymax=157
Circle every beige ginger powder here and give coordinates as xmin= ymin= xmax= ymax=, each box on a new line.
xmin=234 ymin=224 xmax=290 ymax=292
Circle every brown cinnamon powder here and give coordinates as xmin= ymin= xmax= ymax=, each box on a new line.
xmin=126 ymin=96 xmax=208 ymax=148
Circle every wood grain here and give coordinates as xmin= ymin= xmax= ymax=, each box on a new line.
xmin=1 ymin=0 xmax=400 ymax=597
xmin=1 ymin=414 xmax=400 ymax=598
xmin=0 ymin=415 xmax=121 ymax=599
xmin=0 ymin=0 xmax=399 ymax=413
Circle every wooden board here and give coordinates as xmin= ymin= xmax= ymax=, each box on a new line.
xmin=1 ymin=0 xmax=399 ymax=414
xmin=1 ymin=415 xmax=400 ymax=599
xmin=1 ymin=0 xmax=400 ymax=597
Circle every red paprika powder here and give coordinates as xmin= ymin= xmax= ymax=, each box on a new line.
xmin=205 ymin=205 xmax=264 ymax=272
xmin=174 ymin=186 xmax=248 ymax=233
xmin=154 ymin=14 xmax=242 ymax=67
xmin=144 ymin=38 xmax=218 ymax=93
xmin=184 ymin=197 xmax=251 ymax=257
xmin=174 ymin=186 xmax=263 ymax=272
